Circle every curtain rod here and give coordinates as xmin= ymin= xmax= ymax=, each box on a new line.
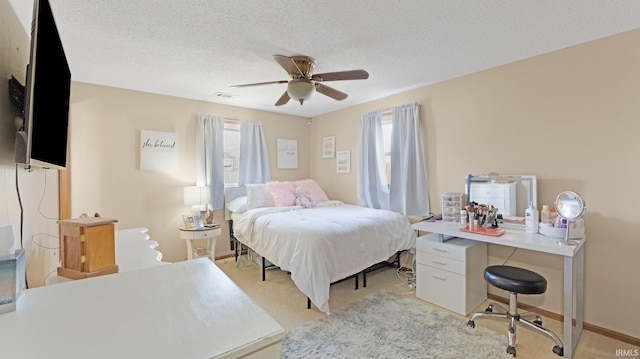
xmin=382 ymin=103 xmax=420 ymax=116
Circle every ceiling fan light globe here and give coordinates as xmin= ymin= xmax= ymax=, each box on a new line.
xmin=287 ymin=79 xmax=315 ymax=103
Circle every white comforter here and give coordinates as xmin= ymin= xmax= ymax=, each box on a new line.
xmin=233 ymin=201 xmax=416 ymax=313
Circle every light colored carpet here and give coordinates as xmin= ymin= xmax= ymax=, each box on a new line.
xmin=282 ymin=289 xmax=509 ymax=359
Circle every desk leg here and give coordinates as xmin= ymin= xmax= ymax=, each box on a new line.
xmin=563 ymin=246 xmax=584 ymax=358
xmin=563 ymin=255 xmax=572 ymax=358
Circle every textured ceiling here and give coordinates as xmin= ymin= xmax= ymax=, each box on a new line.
xmin=11 ymin=0 xmax=640 ymax=118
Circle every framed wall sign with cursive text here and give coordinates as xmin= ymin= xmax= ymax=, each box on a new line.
xmin=140 ymin=130 xmax=177 ymax=171
xmin=276 ymin=138 xmax=298 ymax=169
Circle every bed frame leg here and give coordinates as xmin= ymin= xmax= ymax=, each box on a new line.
xmin=307 ymin=297 xmax=311 ymax=309
xmin=262 ymin=257 xmax=266 ymax=281
xmin=355 ymin=273 xmax=359 ymax=290
xmin=363 ymin=269 xmax=367 ymax=288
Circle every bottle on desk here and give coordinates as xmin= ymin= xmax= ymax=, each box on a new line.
xmin=540 ymin=205 xmax=551 ymax=224
xmin=525 ymin=203 xmax=539 ymax=234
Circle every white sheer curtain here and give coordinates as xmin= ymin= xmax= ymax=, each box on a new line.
xmin=238 ymin=120 xmax=271 ymax=185
xmin=357 ymin=110 xmax=390 ymax=209
xmin=196 ymin=114 xmax=225 ymax=210
xmin=390 ymin=103 xmax=430 ymax=215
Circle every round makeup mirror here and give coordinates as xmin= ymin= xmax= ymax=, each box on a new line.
xmin=554 ymin=191 xmax=586 ymax=244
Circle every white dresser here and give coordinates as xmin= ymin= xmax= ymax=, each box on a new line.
xmin=416 ymin=234 xmax=487 ymax=315
xmin=2 ymin=258 xmax=284 ymax=358
xmin=468 ymin=182 xmax=516 ymax=216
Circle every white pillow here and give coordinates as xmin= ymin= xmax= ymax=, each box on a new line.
xmin=226 ymin=196 xmax=247 ymax=213
xmin=246 ymin=184 xmax=275 ymax=210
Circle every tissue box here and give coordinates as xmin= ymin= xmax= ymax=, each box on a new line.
xmin=0 ymin=249 xmax=26 ymax=314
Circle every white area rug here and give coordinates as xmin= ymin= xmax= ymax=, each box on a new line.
xmin=282 ymin=290 xmax=508 ymax=359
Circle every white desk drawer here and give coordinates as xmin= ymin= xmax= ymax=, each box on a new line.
xmin=416 ymin=263 xmax=466 ymax=314
xmin=417 ymin=252 xmax=465 ymax=276
xmin=416 ymin=235 xmax=476 ymax=261
xmin=470 ymin=186 xmax=508 ymax=198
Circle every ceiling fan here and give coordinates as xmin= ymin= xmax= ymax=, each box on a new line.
xmin=230 ymin=55 xmax=369 ymax=106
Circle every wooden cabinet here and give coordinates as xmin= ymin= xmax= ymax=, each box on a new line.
xmin=57 ymin=217 xmax=119 ymax=279
xmin=416 ymin=234 xmax=487 ymax=315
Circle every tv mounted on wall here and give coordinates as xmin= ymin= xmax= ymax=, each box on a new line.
xmin=15 ymin=0 xmax=71 ymax=170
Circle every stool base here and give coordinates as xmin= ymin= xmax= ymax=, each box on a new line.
xmin=467 ymin=293 xmax=564 ymax=357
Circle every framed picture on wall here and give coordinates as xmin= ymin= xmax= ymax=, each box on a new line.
xmin=277 ymin=138 xmax=298 ymax=169
xmin=323 ymin=136 xmax=335 ymax=158
xmin=336 ymin=150 xmax=351 ymax=174
xmin=140 ymin=130 xmax=177 ymax=171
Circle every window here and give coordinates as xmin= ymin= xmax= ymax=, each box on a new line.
xmin=381 ymin=113 xmax=392 ymax=187
xmin=223 ymin=121 xmax=240 ymax=185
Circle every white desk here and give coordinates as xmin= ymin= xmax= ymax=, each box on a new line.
xmin=412 ymin=221 xmax=585 ymax=359
xmin=1 ymin=258 xmax=285 ymax=359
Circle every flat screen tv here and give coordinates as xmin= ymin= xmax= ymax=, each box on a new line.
xmin=15 ymin=0 xmax=71 ymax=170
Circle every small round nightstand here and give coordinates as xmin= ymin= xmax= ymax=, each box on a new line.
xmin=179 ymin=226 xmax=222 ymax=261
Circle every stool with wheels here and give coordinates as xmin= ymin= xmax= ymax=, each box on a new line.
xmin=466 ymin=265 xmax=564 ymax=357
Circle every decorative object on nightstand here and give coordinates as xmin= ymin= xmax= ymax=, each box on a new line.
xmin=57 ymin=217 xmax=119 ymax=280
xmin=182 ymin=214 xmax=204 ymax=229
xmin=179 ymin=225 xmax=221 ymax=261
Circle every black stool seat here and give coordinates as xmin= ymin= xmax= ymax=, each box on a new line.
xmin=485 ymin=265 xmax=547 ymax=295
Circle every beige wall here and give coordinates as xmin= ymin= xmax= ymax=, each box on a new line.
xmin=311 ymin=29 xmax=640 ymax=338
xmin=69 ymin=83 xmax=310 ymax=263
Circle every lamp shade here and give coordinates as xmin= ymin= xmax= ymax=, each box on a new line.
xmin=183 ymin=186 xmax=209 ymax=206
xmin=287 ymin=78 xmax=315 ymax=104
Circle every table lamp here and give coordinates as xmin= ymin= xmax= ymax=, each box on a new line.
xmin=184 ymin=186 xmax=209 ymax=215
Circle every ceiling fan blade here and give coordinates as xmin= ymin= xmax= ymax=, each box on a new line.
xmin=275 ymin=91 xmax=290 ymax=106
xmin=229 ymin=80 xmax=288 ymax=88
xmin=316 ymin=83 xmax=348 ymax=101
xmin=274 ymin=55 xmax=303 ymax=76
xmin=312 ymin=69 xmax=369 ymax=82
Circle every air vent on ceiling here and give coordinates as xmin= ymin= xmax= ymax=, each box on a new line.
xmin=214 ymin=92 xmax=234 ymax=98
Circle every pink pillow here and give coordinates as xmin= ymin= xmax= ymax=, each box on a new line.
xmin=266 ymin=181 xmax=297 ymax=207
xmin=295 ymin=179 xmax=329 ymax=202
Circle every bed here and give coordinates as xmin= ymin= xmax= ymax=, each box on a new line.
xmin=224 ymin=181 xmax=416 ymax=314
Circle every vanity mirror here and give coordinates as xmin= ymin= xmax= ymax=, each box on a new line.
xmin=554 ymin=191 xmax=586 ymax=245
xmin=465 ymin=174 xmax=537 ymax=220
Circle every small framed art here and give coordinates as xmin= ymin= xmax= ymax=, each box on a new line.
xmin=182 ymin=214 xmax=204 ymax=229
xmin=336 ymin=150 xmax=351 ymax=174
xmin=323 ymin=136 xmax=335 ymax=158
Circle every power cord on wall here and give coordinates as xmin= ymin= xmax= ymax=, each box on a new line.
xmin=503 ymin=247 xmax=518 ymax=265
xmin=14 ymin=165 xmax=61 ymax=288
xmin=15 ymin=164 xmax=28 ymax=288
